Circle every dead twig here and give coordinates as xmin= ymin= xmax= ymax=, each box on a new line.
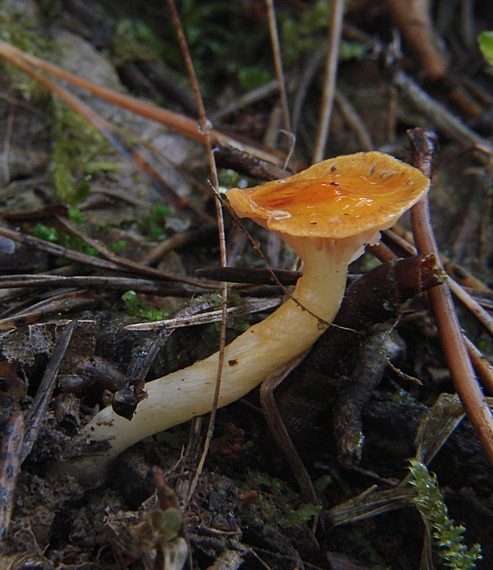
xmin=312 ymin=0 xmax=345 ymax=162
xmin=163 ymin=0 xmax=228 ymax=508
xmin=195 ymin=266 xmax=300 ymax=286
xmin=0 ymin=40 xmax=287 ymax=168
xmin=0 ymin=225 xmax=213 ymax=288
xmin=333 ymin=321 xmax=401 ymax=467
xmin=209 ymin=79 xmax=279 ymax=123
xmin=370 ymin=239 xmax=493 ymax=402
xmin=0 ymin=290 xmax=93 ymax=331
xmin=259 ymin=353 xmax=317 ymax=506
xmin=265 ymin=0 xmax=291 ymax=133
xmin=0 ymin=413 xmax=25 ymax=540
xmin=0 ymin=274 xmax=209 ymax=296
xmin=386 ymin=0 xmax=447 ymax=80
xmin=381 ymin=229 xmax=493 ymax=340
xmin=21 ymin=320 xmax=77 ymax=462
xmin=125 ymin=298 xmax=281 ymax=331
xmin=408 ymin=127 xmax=493 ymax=467
xmin=334 ymin=90 xmax=374 ymax=151
xmin=391 ymin=69 xmax=493 ymax=160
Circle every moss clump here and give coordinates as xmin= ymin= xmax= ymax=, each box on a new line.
xmin=245 ymin=470 xmax=321 ymax=530
xmin=136 ymin=204 xmax=170 ymax=240
xmin=50 ymin=98 xmax=118 ymax=205
xmin=33 ymin=223 xmax=98 ymax=258
xmin=0 ymin=2 xmax=52 ymax=99
xmin=122 ymin=290 xmax=170 ymax=322
xmin=409 ymin=459 xmax=482 ymax=569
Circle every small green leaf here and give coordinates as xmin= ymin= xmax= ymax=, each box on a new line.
xmin=478 ymin=31 xmax=493 ymax=66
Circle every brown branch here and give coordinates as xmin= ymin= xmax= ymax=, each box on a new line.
xmin=386 ymin=0 xmax=447 ymax=80
xmin=408 ymin=128 xmax=493 ymax=467
xmin=163 ymin=0 xmax=228 ymax=508
xmin=0 ymin=39 xmax=287 ymax=168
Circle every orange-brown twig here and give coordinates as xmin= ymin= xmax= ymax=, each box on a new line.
xmin=408 ymin=128 xmax=493 ymax=467
xmin=0 ymin=39 xmax=287 ymax=168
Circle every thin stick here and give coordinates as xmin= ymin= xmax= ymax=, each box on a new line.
xmin=265 ymin=0 xmax=291 ymax=133
xmin=0 ymin=48 xmax=212 ymax=224
xmin=125 ymin=298 xmax=281 ymax=331
xmin=259 ymin=354 xmax=318 ymax=505
xmin=393 ymin=70 xmax=493 ymax=160
xmin=164 ymin=0 xmax=228 ymax=507
xmin=370 ymin=240 xmax=493 ymax=396
xmin=0 ymin=225 xmax=210 ymax=288
xmin=0 ymin=292 xmax=91 ymax=332
xmin=465 ymin=337 xmax=493 ymax=396
xmin=334 ymin=90 xmax=374 ymax=151
xmin=21 ymin=320 xmax=77 ymax=462
xmin=382 ymin=229 xmax=493 ymax=339
xmin=0 ymin=39 xmax=287 ymax=168
xmin=408 ymin=128 xmax=493 ymax=466
xmin=0 ymin=413 xmax=25 ymax=540
xmin=312 ymin=0 xmax=345 ymax=163
xmin=0 ymin=274 xmax=210 ymax=297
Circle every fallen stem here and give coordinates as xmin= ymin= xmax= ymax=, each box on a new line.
xmin=312 ymin=0 xmax=345 ymax=162
xmin=408 ymin=128 xmax=493 ymax=466
xmin=164 ymin=0 xmax=227 ymax=507
xmin=0 ymin=40 xmax=287 ymax=168
xmin=0 ymin=413 xmax=25 ymax=540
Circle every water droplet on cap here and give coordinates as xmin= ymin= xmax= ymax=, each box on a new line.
xmin=269 ymin=210 xmax=291 ymax=221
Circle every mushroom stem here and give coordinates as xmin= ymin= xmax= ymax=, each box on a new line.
xmin=70 ymin=151 xmax=430 ymax=482
xmin=76 ymin=238 xmax=350 ymax=478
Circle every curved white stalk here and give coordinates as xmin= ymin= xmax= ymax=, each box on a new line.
xmin=74 ymin=236 xmax=358 ymax=480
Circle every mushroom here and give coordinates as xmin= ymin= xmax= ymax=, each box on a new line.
xmin=74 ymin=152 xmax=429 ymax=479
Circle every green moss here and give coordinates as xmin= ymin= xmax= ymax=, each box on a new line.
xmin=237 ymin=66 xmax=273 ymax=91
xmin=50 ymin=98 xmax=117 ymax=205
xmin=110 ymin=239 xmax=127 ymax=254
xmin=32 ymin=223 xmax=98 ymax=258
xmin=122 ymin=290 xmax=170 ymax=322
xmin=137 ymin=204 xmax=171 ymax=240
xmin=280 ymin=0 xmax=364 ymax=67
xmin=246 ymin=469 xmax=321 ymax=529
xmin=409 ymin=459 xmax=482 ymax=569
xmin=68 ymin=207 xmax=87 ymax=225
xmin=33 ymin=224 xmax=58 ymax=242
xmin=0 ymin=2 xmax=53 ymax=99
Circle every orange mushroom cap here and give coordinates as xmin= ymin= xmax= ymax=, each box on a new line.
xmin=227 ymin=152 xmax=430 ymax=240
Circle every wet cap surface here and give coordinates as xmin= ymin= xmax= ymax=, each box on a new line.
xmin=227 ymin=152 xmax=430 ymax=239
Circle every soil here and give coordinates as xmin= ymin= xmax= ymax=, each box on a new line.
xmin=1 ymin=1 xmax=493 ymax=569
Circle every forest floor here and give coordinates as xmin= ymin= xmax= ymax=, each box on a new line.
xmin=1 ymin=1 xmax=493 ymax=569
